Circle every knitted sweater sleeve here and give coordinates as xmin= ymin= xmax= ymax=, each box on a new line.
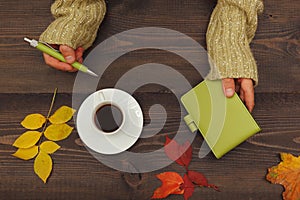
xmin=206 ymin=0 xmax=263 ymax=85
xmin=39 ymin=0 xmax=106 ymax=50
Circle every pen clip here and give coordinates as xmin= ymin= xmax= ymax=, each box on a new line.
xmin=39 ymin=41 xmax=60 ymax=52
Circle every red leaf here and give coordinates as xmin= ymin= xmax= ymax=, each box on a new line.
xmin=164 ymin=136 xmax=192 ymax=168
xmin=208 ymin=184 xmax=220 ymax=192
xmin=188 ymin=170 xmax=220 ymax=191
xmin=164 ymin=136 xmax=184 ymax=166
xmin=187 ymin=170 xmax=208 ymax=186
xmin=179 ymin=141 xmax=193 ymax=168
xmin=183 ymin=174 xmax=195 ymax=200
xmin=152 ymin=172 xmax=184 ymax=199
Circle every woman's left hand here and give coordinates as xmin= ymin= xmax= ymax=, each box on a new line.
xmin=222 ymin=78 xmax=255 ymax=112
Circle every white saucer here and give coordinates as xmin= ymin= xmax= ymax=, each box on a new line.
xmin=76 ymin=89 xmax=143 ymax=154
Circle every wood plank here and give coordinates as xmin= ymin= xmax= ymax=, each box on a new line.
xmin=0 ymin=0 xmax=300 ymax=198
xmin=0 ymin=92 xmax=299 ymax=199
xmin=0 ymin=0 xmax=299 ymax=93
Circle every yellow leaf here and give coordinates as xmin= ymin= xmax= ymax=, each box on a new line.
xmin=12 ymin=146 xmax=39 ymax=160
xmin=13 ymin=131 xmax=42 ymax=148
xmin=21 ymin=113 xmax=46 ymax=130
xmin=49 ymin=106 xmax=76 ymax=124
xmin=34 ymin=151 xmax=52 ymax=183
xmin=40 ymin=141 xmax=60 ymax=154
xmin=44 ymin=124 xmax=73 ymax=141
xmin=266 ymin=153 xmax=300 ymax=200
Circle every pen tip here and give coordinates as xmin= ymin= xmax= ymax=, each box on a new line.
xmin=86 ymin=69 xmax=98 ymax=77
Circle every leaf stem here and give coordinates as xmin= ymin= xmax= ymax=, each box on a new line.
xmin=39 ymin=88 xmax=58 ymax=145
xmin=46 ymin=88 xmax=58 ymax=119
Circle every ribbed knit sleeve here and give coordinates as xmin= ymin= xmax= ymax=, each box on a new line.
xmin=39 ymin=0 xmax=106 ymax=50
xmin=206 ymin=0 xmax=263 ymax=85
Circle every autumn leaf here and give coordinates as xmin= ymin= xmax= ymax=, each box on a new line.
xmin=266 ymin=153 xmax=300 ymax=200
xmin=179 ymin=141 xmax=193 ymax=168
xmin=183 ymin=174 xmax=195 ymax=200
xmin=12 ymin=145 xmax=39 ymax=160
xmin=164 ymin=136 xmax=192 ymax=168
xmin=164 ymin=136 xmax=184 ymax=165
xmin=152 ymin=137 xmax=219 ymax=199
xmin=40 ymin=141 xmax=60 ymax=154
xmin=187 ymin=170 xmax=208 ymax=186
xmin=49 ymin=106 xmax=76 ymax=124
xmin=21 ymin=113 xmax=46 ymax=130
xmin=34 ymin=151 xmax=52 ymax=183
xmin=152 ymin=172 xmax=184 ymax=199
xmin=11 ymin=88 xmax=76 ymax=183
xmin=187 ymin=170 xmax=219 ymax=191
xmin=13 ymin=131 xmax=42 ymax=148
xmin=44 ymin=124 xmax=73 ymax=141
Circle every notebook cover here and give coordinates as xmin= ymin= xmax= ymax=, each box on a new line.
xmin=181 ymin=80 xmax=261 ymax=158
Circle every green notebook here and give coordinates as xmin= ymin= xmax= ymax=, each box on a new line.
xmin=181 ymin=80 xmax=260 ymax=158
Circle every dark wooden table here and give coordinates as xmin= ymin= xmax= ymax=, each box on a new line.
xmin=1 ymin=0 xmax=299 ymax=199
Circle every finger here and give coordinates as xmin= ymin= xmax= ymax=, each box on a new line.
xmin=241 ymin=79 xmax=255 ymax=112
xmin=43 ymin=53 xmax=74 ymax=72
xmin=59 ymin=45 xmax=76 ymax=64
xmin=222 ymin=78 xmax=235 ymax=98
xmin=235 ymin=79 xmax=241 ymax=93
xmin=239 ymin=89 xmax=245 ymax=102
xmin=68 ymin=67 xmax=78 ymax=72
xmin=237 ymin=78 xmax=243 ymax=84
xmin=75 ymin=47 xmax=84 ymax=63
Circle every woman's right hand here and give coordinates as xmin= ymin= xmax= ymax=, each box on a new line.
xmin=43 ymin=45 xmax=84 ymax=72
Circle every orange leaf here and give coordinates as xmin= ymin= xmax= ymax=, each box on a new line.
xmin=266 ymin=153 xmax=300 ymax=200
xmin=152 ymin=172 xmax=184 ymax=199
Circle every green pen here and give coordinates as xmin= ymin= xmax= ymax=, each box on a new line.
xmin=24 ymin=37 xmax=98 ymax=77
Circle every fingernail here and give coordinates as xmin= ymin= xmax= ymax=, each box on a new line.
xmin=65 ymin=56 xmax=73 ymax=62
xmin=225 ymin=88 xmax=234 ymax=97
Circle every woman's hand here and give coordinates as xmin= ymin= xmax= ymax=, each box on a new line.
xmin=43 ymin=45 xmax=84 ymax=72
xmin=222 ymin=78 xmax=255 ymax=112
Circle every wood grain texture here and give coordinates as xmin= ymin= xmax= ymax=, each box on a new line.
xmin=0 ymin=0 xmax=299 ymax=93
xmin=0 ymin=0 xmax=299 ymax=199
xmin=0 ymin=93 xmax=300 ymax=200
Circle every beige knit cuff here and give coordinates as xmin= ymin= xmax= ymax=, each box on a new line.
xmin=39 ymin=0 xmax=106 ymax=50
xmin=206 ymin=0 xmax=263 ymax=86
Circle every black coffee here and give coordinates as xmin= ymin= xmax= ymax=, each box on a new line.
xmin=95 ymin=104 xmax=123 ymax=133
